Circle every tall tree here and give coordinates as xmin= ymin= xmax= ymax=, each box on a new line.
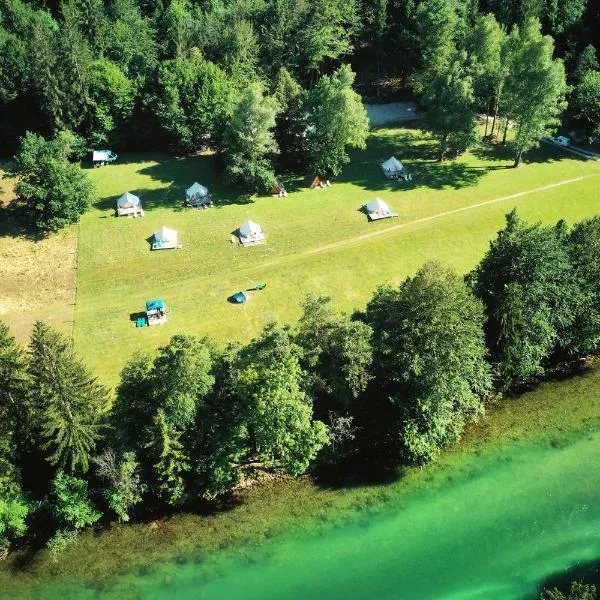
xmin=28 ymin=322 xmax=107 ymax=473
xmin=85 ymin=59 xmax=134 ymax=146
xmin=423 ymin=55 xmax=479 ymax=160
xmin=306 ymin=64 xmax=369 ymax=177
xmin=295 ymin=295 xmax=373 ymax=416
xmin=224 ymin=82 xmax=279 ymax=192
xmin=232 ymin=323 xmax=329 ymax=475
xmin=273 ymin=67 xmax=308 ymax=170
xmin=413 ymin=0 xmax=461 ymax=92
xmin=154 ymin=49 xmax=233 ymax=152
xmin=13 ymin=130 xmax=95 ymax=233
xmin=145 ymin=408 xmax=188 ymax=507
xmin=299 ymin=0 xmax=358 ymax=82
xmin=570 ymin=69 xmax=600 ymax=143
xmin=567 ymin=216 xmax=600 ymax=358
xmin=366 ymin=262 xmax=491 ymax=463
xmin=466 ymin=13 xmax=505 ymax=137
xmin=469 ymin=210 xmax=579 ymax=390
xmin=502 ymin=18 xmax=568 ymax=167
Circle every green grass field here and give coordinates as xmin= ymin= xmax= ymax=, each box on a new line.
xmin=75 ymin=126 xmax=600 ymax=387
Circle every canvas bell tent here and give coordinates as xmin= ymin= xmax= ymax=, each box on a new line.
xmin=363 ymin=198 xmax=398 ymax=221
xmin=116 ymin=192 xmax=144 ymax=217
xmin=381 ymin=156 xmax=406 ymax=179
xmin=152 ymin=226 xmax=181 ymax=250
xmin=93 ymin=149 xmax=118 ymax=166
xmin=237 ymin=220 xmax=265 ymax=246
xmin=186 ymin=182 xmax=213 ymax=208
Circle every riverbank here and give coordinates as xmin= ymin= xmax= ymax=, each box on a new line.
xmin=3 ymin=362 xmax=600 ymax=598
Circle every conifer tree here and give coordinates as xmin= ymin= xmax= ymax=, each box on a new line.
xmin=28 ymin=322 xmax=107 ymax=473
xmin=146 ymin=409 xmax=188 ymax=507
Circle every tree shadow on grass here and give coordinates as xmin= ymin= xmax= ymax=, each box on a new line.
xmin=136 ymin=153 xmax=253 ymax=208
xmin=0 ymin=199 xmax=43 ymax=241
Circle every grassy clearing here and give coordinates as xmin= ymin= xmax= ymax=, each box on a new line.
xmin=0 ymin=169 xmax=78 ymax=342
xmin=3 ymin=361 xmax=600 ymax=596
xmin=74 ymin=126 xmax=600 ymax=387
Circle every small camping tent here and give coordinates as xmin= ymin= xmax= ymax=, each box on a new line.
xmin=93 ymin=150 xmax=118 ymax=166
xmin=381 ymin=156 xmax=405 ymax=179
xmin=116 ymin=192 xmax=143 ymax=217
xmin=363 ymin=198 xmax=398 ymax=221
xmin=238 ymin=220 xmax=265 ymax=246
xmin=152 ymin=226 xmax=180 ymax=250
xmin=186 ymin=182 xmax=212 ymax=208
xmin=146 ymin=299 xmax=167 ymax=325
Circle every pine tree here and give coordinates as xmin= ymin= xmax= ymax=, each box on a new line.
xmin=145 ymin=409 xmax=188 ymax=507
xmin=28 ymin=322 xmax=107 ymax=473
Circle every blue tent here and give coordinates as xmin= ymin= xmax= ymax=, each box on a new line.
xmin=231 ymin=291 xmax=248 ymax=304
xmin=146 ymin=299 xmax=165 ymax=312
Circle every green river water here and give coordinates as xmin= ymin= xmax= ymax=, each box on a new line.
xmin=12 ymin=430 xmax=600 ymax=600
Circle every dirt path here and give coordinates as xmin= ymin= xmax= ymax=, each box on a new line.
xmin=304 ymin=174 xmax=598 ymax=257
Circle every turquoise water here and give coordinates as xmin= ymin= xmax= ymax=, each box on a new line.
xmin=15 ymin=432 xmax=600 ymax=599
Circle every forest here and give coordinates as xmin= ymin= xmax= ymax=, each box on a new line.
xmin=1 ymin=0 xmax=600 ymax=210
xmin=1 ymin=209 xmax=600 ymax=559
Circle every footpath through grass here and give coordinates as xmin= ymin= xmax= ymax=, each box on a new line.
xmin=3 ymin=362 xmax=600 ymax=597
xmin=74 ymin=127 xmax=600 ymax=386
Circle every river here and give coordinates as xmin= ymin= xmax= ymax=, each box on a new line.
xmin=17 ymin=428 xmax=600 ymax=600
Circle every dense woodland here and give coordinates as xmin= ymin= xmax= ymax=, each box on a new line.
xmin=1 ymin=210 xmax=600 ymax=558
xmin=1 ymin=0 xmax=600 ymax=227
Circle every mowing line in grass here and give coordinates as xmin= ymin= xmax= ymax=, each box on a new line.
xmin=305 ymin=174 xmax=597 ymax=256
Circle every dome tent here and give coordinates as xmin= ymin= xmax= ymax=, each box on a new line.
xmin=364 ymin=198 xmax=390 ymax=213
xmin=186 ymin=182 xmax=209 ymax=198
xmin=186 ymin=182 xmax=212 ymax=208
xmin=237 ymin=220 xmax=265 ymax=246
xmin=117 ymin=192 xmax=140 ymax=209
xmin=363 ymin=197 xmax=398 ymax=221
xmin=116 ymin=192 xmax=143 ymax=217
xmin=381 ymin=156 xmax=406 ymax=179
xmin=152 ymin=226 xmax=180 ymax=250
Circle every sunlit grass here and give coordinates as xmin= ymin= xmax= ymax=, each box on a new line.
xmin=74 ymin=127 xmax=600 ymax=387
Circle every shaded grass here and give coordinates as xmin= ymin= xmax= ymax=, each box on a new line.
xmin=73 ymin=126 xmax=600 ymax=387
xmin=2 ymin=361 xmax=600 ymax=597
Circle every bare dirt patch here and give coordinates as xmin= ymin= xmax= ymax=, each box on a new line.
xmin=0 ymin=169 xmax=78 ymax=342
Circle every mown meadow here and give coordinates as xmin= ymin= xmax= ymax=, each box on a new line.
xmin=75 ymin=125 xmax=600 ymax=386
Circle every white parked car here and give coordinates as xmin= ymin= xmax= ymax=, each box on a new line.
xmin=551 ymin=136 xmax=571 ymax=147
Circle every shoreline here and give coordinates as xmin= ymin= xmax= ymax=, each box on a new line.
xmin=3 ymin=361 xmax=600 ymax=596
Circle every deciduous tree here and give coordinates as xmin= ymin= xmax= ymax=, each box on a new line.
xmin=502 ymin=18 xmax=568 ymax=167
xmin=306 ymin=65 xmax=368 ymax=177
xmin=224 ymin=82 xmax=279 ymax=192
xmin=13 ymin=130 xmax=95 ymax=233
xmin=366 ymin=261 xmax=491 ymax=463
xmin=469 ymin=210 xmax=579 ymax=389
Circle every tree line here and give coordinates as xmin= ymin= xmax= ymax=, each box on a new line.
xmin=5 ymin=1 xmax=599 ymax=233
xmin=1 ymin=209 xmax=599 ymax=557
xmin=0 ymin=0 xmax=596 ymax=158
